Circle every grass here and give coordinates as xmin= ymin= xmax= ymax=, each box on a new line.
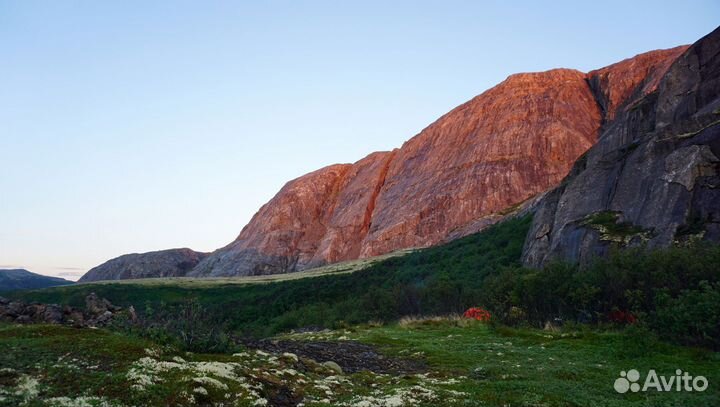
xmin=0 ymin=322 xmax=471 ymax=406
xmin=3 ymin=319 xmax=716 ymax=406
xmin=78 ymin=249 xmax=413 ymax=288
xmin=284 ymin=319 xmax=720 ymax=406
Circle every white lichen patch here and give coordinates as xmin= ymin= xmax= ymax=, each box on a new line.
xmin=341 ymin=385 xmax=440 ymax=407
xmin=43 ymin=396 xmax=116 ymax=407
xmin=282 ymin=352 xmax=299 ymax=362
xmin=14 ymin=375 xmax=40 ymax=401
xmin=144 ymin=347 xmax=162 ymax=358
xmin=193 ymin=376 xmax=229 ymax=390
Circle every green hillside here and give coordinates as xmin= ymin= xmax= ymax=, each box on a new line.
xmin=10 ymin=214 xmax=720 ymax=349
xmin=11 ymin=216 xmax=531 ymax=337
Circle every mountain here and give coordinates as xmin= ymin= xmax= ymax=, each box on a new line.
xmin=78 ymin=43 xmax=689 ymax=281
xmin=522 ymin=27 xmax=720 ymax=267
xmin=188 ymin=47 xmax=687 ymax=277
xmin=0 ymin=269 xmax=74 ymax=291
xmin=78 ymin=248 xmax=207 ymax=282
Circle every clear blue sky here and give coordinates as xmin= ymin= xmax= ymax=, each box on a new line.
xmin=1 ymin=1 xmax=718 ymax=279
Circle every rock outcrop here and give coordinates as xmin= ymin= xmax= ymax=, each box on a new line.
xmin=0 ymin=293 xmax=126 ymax=327
xmin=522 ymin=27 xmax=720 ymax=267
xmin=79 ymin=248 xmax=207 ymax=282
xmin=190 ymin=48 xmax=686 ymax=277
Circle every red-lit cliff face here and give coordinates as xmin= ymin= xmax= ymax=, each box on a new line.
xmin=183 ymin=48 xmax=688 ymax=278
xmin=586 ymin=46 xmax=689 ymax=121
xmin=358 ymin=68 xmax=601 ymax=258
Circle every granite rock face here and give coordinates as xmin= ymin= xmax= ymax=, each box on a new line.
xmin=522 ymin=28 xmax=720 ymax=268
xmin=586 ymin=46 xmax=688 ymax=122
xmin=189 ymin=48 xmax=686 ymax=277
xmin=79 ymin=248 xmax=207 ymax=282
xmin=190 ymin=153 xmax=396 ymax=276
xmin=77 ymin=42 xmax=690 ymax=280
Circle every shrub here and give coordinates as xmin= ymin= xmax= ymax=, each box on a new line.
xmin=654 ymin=281 xmax=720 ymax=349
xmin=463 ymin=307 xmax=491 ymax=322
xmin=123 ymin=299 xmax=238 ymax=353
xmin=482 ymin=244 xmax=720 ymax=348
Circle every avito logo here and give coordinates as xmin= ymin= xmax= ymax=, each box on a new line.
xmin=614 ymin=369 xmax=708 ymax=393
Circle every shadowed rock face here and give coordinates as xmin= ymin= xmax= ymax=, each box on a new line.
xmin=522 ymin=28 xmax=720 ymax=268
xmin=79 ymin=248 xmax=207 ymax=282
xmin=188 ymin=47 xmax=687 ymax=278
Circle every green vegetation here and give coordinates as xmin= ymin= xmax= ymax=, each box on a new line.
xmin=4 ymin=214 xmax=720 ymax=405
xmin=80 ymin=250 xmax=412 ymax=288
xmin=347 ymin=320 xmax=720 ymax=406
xmin=1 ymin=320 xmax=718 ymax=406
xmin=0 ymin=321 xmax=486 ymax=407
xmin=11 ymin=216 xmax=532 ymax=338
xmin=581 ymin=211 xmax=651 ymax=243
xmin=483 ymin=245 xmax=720 ymax=348
xmin=10 ymin=215 xmax=720 ymax=349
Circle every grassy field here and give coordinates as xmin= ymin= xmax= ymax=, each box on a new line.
xmin=75 ymin=249 xmax=414 ymax=288
xmin=1 ymin=319 xmax=717 ymax=406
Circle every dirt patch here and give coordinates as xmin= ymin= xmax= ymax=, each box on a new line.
xmin=242 ymin=339 xmax=425 ymax=374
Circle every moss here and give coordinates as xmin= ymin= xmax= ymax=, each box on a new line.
xmin=675 ymin=213 xmax=706 ymax=237
xmin=674 ymin=212 xmax=707 ymax=245
xmin=581 ymin=211 xmax=652 ymax=244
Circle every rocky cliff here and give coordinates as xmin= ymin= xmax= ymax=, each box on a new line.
xmin=522 ymin=28 xmax=720 ymax=267
xmin=188 ymin=46 xmax=687 ymax=277
xmin=79 ymin=248 xmax=208 ymax=282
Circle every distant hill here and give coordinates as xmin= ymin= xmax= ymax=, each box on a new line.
xmin=78 ymin=248 xmax=208 ymax=282
xmin=0 ymin=269 xmax=74 ymax=292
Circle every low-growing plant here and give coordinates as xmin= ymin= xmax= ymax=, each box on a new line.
xmin=116 ymin=298 xmax=239 ymax=353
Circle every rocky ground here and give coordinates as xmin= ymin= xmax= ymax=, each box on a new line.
xmin=242 ymin=337 xmax=426 ymax=375
xmin=0 ymin=293 xmax=133 ymax=328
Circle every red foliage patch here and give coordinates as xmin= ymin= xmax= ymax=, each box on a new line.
xmin=608 ymin=310 xmax=637 ymax=324
xmin=463 ymin=307 xmax=491 ymax=322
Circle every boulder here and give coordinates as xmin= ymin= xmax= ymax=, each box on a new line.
xmin=321 ymin=361 xmax=344 ymax=375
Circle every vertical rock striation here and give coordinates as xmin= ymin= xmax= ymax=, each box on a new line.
xmin=188 ymin=47 xmax=688 ymax=277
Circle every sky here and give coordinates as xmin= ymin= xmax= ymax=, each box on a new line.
xmin=1 ymin=1 xmax=719 ymax=280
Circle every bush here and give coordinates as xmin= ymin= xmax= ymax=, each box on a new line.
xmin=654 ymin=281 xmax=720 ymax=348
xmin=482 ymin=245 xmax=720 ymax=348
xmin=121 ymin=299 xmax=238 ymax=353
